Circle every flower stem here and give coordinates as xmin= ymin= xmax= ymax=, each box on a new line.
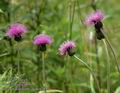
xmin=74 ymin=55 xmax=101 ymax=93
xmin=37 ymin=50 xmax=41 ymax=88
xmin=103 ymin=39 xmax=110 ymax=93
xmin=9 ymin=39 xmax=15 ymax=69
xmin=64 ymin=56 xmax=70 ymax=93
xmin=42 ymin=52 xmax=46 ymax=93
xmin=17 ymin=44 xmax=20 ymax=75
xmin=16 ymin=43 xmax=21 ymax=93
xmin=101 ymin=29 xmax=120 ymax=75
xmin=95 ymin=35 xmax=101 ymax=89
xmin=89 ymin=33 xmax=96 ymax=93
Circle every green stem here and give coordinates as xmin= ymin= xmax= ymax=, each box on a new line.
xmin=16 ymin=44 xmax=21 ymax=93
xmin=76 ymin=0 xmax=86 ymax=27
xmin=74 ymin=55 xmax=101 ymax=93
xmin=69 ymin=0 xmax=75 ymax=40
xmin=103 ymin=39 xmax=110 ymax=93
xmin=17 ymin=44 xmax=20 ymax=75
xmin=9 ymin=39 xmax=15 ymax=69
xmin=42 ymin=52 xmax=46 ymax=93
xmin=37 ymin=50 xmax=41 ymax=88
xmin=64 ymin=56 xmax=70 ymax=93
xmin=90 ymin=74 xmax=96 ymax=93
xmin=95 ymin=35 xmax=101 ymax=89
xmin=101 ymin=29 xmax=120 ymax=75
xmin=89 ymin=33 xmax=96 ymax=93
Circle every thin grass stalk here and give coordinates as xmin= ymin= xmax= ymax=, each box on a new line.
xmin=42 ymin=52 xmax=46 ymax=93
xmin=101 ymin=29 xmax=120 ymax=75
xmin=74 ymin=55 xmax=101 ymax=93
xmin=95 ymin=35 xmax=101 ymax=89
xmin=76 ymin=0 xmax=85 ymax=26
xmin=90 ymin=74 xmax=96 ymax=93
xmin=89 ymin=57 xmax=95 ymax=93
xmin=89 ymin=33 xmax=96 ymax=93
xmin=69 ymin=0 xmax=75 ymax=40
xmin=39 ymin=89 xmax=62 ymax=93
xmin=103 ymin=39 xmax=110 ymax=93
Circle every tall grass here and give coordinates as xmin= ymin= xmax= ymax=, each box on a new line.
xmin=0 ymin=0 xmax=120 ymax=93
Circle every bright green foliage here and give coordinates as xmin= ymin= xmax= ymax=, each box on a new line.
xmin=0 ymin=0 xmax=120 ymax=93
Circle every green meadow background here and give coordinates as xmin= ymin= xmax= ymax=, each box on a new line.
xmin=0 ymin=0 xmax=120 ymax=93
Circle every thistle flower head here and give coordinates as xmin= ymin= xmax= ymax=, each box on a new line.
xmin=33 ymin=34 xmax=52 ymax=51
xmin=33 ymin=34 xmax=52 ymax=45
xmin=6 ymin=23 xmax=27 ymax=40
xmin=85 ymin=10 xmax=104 ymax=26
xmin=59 ymin=40 xmax=76 ymax=56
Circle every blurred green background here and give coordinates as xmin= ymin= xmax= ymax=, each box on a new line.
xmin=0 ymin=0 xmax=120 ymax=93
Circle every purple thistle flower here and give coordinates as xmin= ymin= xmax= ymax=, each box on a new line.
xmin=59 ymin=40 xmax=76 ymax=56
xmin=33 ymin=34 xmax=52 ymax=51
xmin=85 ymin=10 xmax=105 ymax=40
xmin=85 ymin=10 xmax=104 ymax=26
xmin=6 ymin=23 xmax=27 ymax=41
xmin=33 ymin=34 xmax=52 ymax=45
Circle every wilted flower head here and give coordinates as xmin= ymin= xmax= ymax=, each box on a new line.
xmin=6 ymin=23 xmax=27 ymax=41
xmin=85 ymin=10 xmax=104 ymax=26
xmin=59 ymin=40 xmax=76 ymax=56
xmin=33 ymin=34 xmax=52 ymax=51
